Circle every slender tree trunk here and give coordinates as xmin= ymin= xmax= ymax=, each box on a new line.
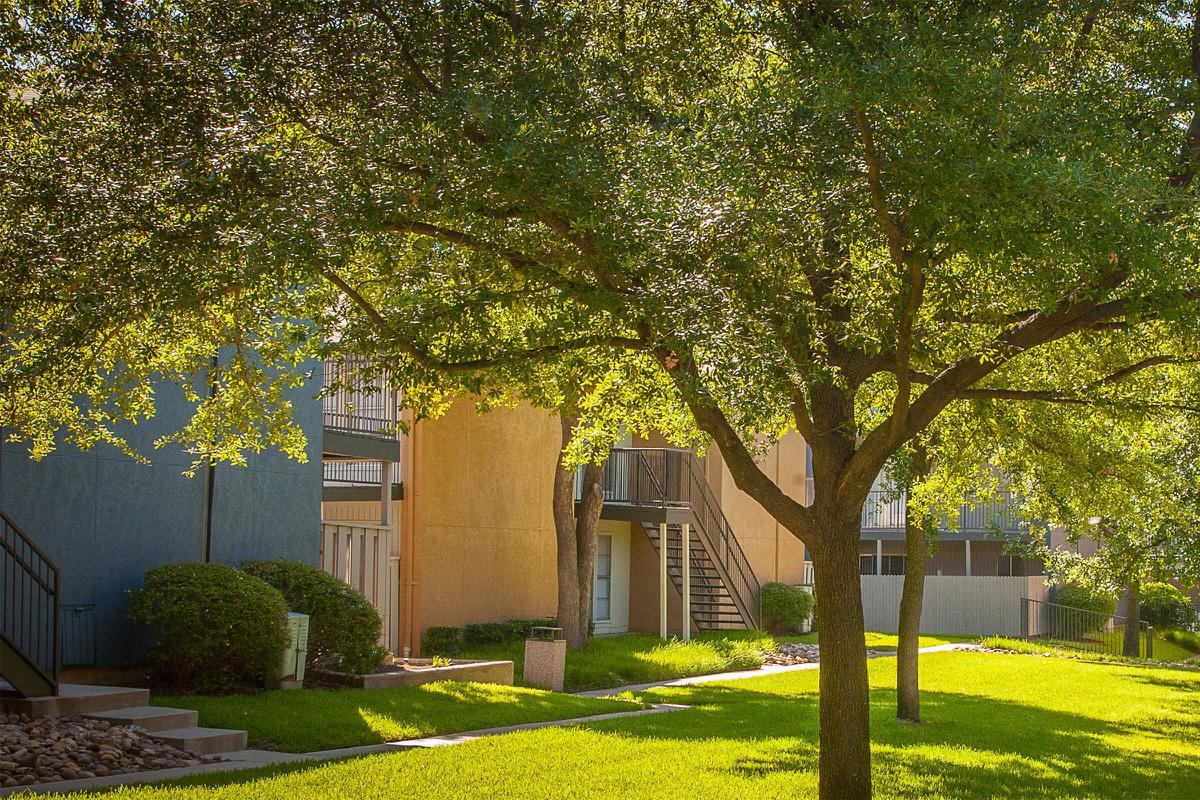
xmin=553 ymin=412 xmax=585 ymax=649
xmin=552 ymin=411 xmax=606 ymax=651
xmin=896 ymin=445 xmax=930 ymax=723
xmin=810 ymin=513 xmax=873 ymax=800
xmin=574 ymin=460 xmax=605 ymax=645
xmin=1122 ymin=582 xmax=1142 ymax=658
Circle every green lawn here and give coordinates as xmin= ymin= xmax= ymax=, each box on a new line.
xmin=151 ymin=681 xmax=642 ymax=752
xmin=985 ymin=634 xmax=1200 ymax=664
xmin=66 ymin=651 xmax=1200 ymax=798
xmin=461 ymin=630 xmax=976 ymax=691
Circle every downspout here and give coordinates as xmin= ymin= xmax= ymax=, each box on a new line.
xmin=200 ymin=355 xmax=218 ymax=563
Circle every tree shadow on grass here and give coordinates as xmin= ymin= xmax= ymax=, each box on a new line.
xmin=580 ymin=680 xmax=1200 ymax=798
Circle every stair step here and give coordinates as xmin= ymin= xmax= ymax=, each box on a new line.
xmin=0 ymin=684 xmax=149 ymax=718
xmin=153 ymin=726 xmax=247 ymax=755
xmin=85 ymin=705 xmax=199 ymax=732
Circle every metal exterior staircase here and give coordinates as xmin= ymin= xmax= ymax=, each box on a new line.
xmin=589 ymin=448 xmax=760 ymax=630
xmin=0 ymin=510 xmax=60 ymax=697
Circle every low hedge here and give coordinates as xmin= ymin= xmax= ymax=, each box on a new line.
xmin=242 ymin=559 xmax=386 ymax=675
xmin=761 ymin=582 xmax=814 ymax=634
xmin=422 ymin=626 xmax=465 ymax=657
xmin=1052 ymin=584 xmax=1117 ymax=617
xmin=128 ymin=562 xmax=289 ymax=693
xmin=425 ymin=618 xmax=554 ymax=656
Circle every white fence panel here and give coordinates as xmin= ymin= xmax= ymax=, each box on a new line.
xmin=320 ymin=522 xmax=396 ymax=652
xmin=859 ymin=575 xmax=1049 ymax=637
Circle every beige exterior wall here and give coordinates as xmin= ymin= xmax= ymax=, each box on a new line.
xmin=412 ymin=400 xmax=562 ymax=637
xmin=699 ymin=432 xmax=812 ymax=586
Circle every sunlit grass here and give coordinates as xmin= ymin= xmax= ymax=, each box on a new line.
xmin=151 ymin=681 xmax=641 ymax=752
xmin=73 ymin=652 xmax=1200 ymax=799
xmin=462 ymin=630 xmax=976 ymax=691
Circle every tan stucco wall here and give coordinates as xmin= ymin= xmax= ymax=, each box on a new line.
xmin=412 ymin=400 xmax=562 ymax=637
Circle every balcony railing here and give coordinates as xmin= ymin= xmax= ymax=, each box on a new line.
xmin=860 ymin=488 xmax=1027 ymax=534
xmin=323 ymin=461 xmax=402 ymax=487
xmin=322 ymin=357 xmax=401 ymax=440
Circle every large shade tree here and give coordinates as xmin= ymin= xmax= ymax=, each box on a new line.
xmin=5 ymin=3 xmax=1200 ymax=797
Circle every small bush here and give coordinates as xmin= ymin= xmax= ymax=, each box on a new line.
xmin=1140 ymin=582 xmax=1196 ymax=630
xmin=506 ymin=618 xmax=540 ymax=639
xmin=423 ymin=626 xmax=464 ymax=657
xmin=463 ymin=622 xmax=512 ymax=646
xmin=1052 ymin=584 xmax=1117 ymax=617
xmin=1160 ymin=628 xmax=1200 ymax=653
xmin=128 ymin=562 xmax=289 ymax=693
xmin=242 ymin=559 xmax=385 ymax=675
xmin=761 ymin=582 xmax=815 ymax=634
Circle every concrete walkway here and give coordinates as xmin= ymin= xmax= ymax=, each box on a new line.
xmin=573 ymin=642 xmax=981 ymax=697
xmin=0 ymin=703 xmax=688 ymax=797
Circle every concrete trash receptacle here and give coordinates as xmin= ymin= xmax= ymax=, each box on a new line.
xmin=523 ymin=626 xmax=566 ymax=691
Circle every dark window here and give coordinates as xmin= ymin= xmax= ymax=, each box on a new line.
xmin=998 ymin=554 xmax=1021 ymax=577
xmin=859 ymin=555 xmax=876 ymax=575
xmin=882 ymin=555 xmax=907 ymax=576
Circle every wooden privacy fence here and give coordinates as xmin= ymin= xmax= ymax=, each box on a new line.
xmin=859 ymin=575 xmax=1049 ymax=636
xmin=320 ymin=522 xmax=399 ymax=653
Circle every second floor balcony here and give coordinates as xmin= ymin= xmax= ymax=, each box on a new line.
xmin=860 ymin=488 xmax=1028 ymax=538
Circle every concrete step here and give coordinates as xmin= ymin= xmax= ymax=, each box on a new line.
xmin=153 ymin=726 xmax=247 ymax=755
xmin=0 ymin=684 xmax=149 ymax=718
xmin=85 ymin=705 xmax=199 ymax=732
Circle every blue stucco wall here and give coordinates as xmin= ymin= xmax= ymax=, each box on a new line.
xmin=0 ymin=367 xmax=322 ymax=666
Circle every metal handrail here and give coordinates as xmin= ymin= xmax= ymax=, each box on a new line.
xmin=593 ymin=447 xmax=761 ymax=627
xmin=1021 ymin=597 xmax=1154 ymax=659
xmin=322 ymin=357 xmax=402 ymax=440
xmin=1 ymin=510 xmax=60 ymax=692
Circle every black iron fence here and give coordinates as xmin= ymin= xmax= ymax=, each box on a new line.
xmin=1021 ymin=597 xmax=1154 ymax=659
xmin=1 ymin=510 xmax=60 ymax=688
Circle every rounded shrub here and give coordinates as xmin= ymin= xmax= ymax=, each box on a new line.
xmin=1140 ymin=582 xmax=1195 ymax=629
xmin=241 ymin=559 xmax=385 ymax=675
xmin=1052 ymin=583 xmax=1117 ymax=616
xmin=128 ymin=562 xmax=289 ymax=693
xmin=761 ymin=582 xmax=815 ymax=634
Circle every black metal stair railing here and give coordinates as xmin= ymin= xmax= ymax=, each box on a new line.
xmin=590 ymin=448 xmax=761 ymax=628
xmin=1 ymin=510 xmax=60 ymax=694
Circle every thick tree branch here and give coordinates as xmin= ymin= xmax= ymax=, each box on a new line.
xmin=661 ymin=348 xmax=813 ymax=536
xmin=855 ymin=110 xmax=907 ymax=262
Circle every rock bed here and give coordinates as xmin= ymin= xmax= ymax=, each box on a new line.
xmin=764 ymin=643 xmax=893 ymax=665
xmin=0 ymin=713 xmax=215 ymax=788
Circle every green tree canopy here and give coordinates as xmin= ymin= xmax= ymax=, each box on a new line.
xmin=5 ymin=3 xmax=1200 ymax=797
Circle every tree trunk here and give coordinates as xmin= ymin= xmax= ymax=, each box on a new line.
xmin=810 ymin=514 xmax=873 ymax=800
xmin=896 ymin=446 xmax=930 ymax=724
xmin=552 ymin=411 xmax=606 ymax=651
xmin=574 ymin=461 xmax=605 ymax=645
xmin=1122 ymin=582 xmax=1142 ymax=658
xmin=552 ymin=413 xmax=586 ymax=649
